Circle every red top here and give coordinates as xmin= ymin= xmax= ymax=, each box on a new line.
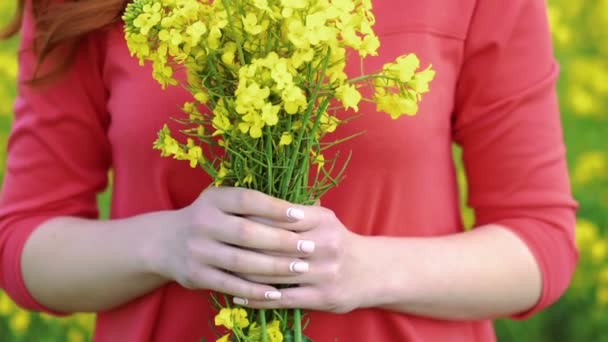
xmin=0 ymin=1 xmax=579 ymax=341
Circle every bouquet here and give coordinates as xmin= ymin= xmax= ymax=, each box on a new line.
xmin=123 ymin=0 xmax=434 ymax=341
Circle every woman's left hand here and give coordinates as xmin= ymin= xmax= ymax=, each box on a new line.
xmin=234 ymin=205 xmax=376 ymax=314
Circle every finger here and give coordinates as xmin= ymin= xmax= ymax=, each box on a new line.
xmin=203 ymin=243 xmax=311 ymax=276
xmin=198 ymin=267 xmax=283 ymax=302
xmin=210 ymin=187 xmax=307 ymax=223
xmin=236 ymin=273 xmax=307 ymax=285
xmin=234 ymin=286 xmax=320 ymax=310
xmin=210 ymin=216 xmax=316 ymax=254
xmin=246 ymin=215 xmax=317 ymax=233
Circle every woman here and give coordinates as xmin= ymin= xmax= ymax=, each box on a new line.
xmin=0 ymin=0 xmax=578 ymax=341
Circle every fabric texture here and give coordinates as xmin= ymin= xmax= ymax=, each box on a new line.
xmin=0 ymin=0 xmax=578 ymax=341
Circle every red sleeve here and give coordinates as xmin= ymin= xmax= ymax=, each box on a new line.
xmin=452 ymin=0 xmax=579 ymax=318
xmin=0 ymin=1 xmax=110 ymax=314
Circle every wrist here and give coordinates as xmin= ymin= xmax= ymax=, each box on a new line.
xmin=355 ymin=235 xmax=420 ymax=310
xmin=350 ymin=234 xmax=397 ymax=309
xmin=137 ymin=209 xmax=183 ymax=282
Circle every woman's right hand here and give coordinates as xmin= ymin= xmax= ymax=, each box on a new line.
xmin=148 ymin=186 xmax=317 ymax=302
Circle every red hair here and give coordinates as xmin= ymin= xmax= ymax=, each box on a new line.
xmin=0 ymin=0 xmax=128 ymax=83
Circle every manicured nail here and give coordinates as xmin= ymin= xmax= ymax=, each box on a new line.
xmin=287 ymin=207 xmax=305 ymax=220
xmin=264 ymin=291 xmax=282 ymax=300
xmin=297 ymin=240 xmax=316 ymax=253
xmin=289 ymin=261 xmax=309 ymax=273
xmin=233 ymin=297 xmax=248 ymax=306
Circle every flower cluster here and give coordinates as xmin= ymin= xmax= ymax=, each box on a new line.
xmin=213 ymin=307 xmax=283 ymax=342
xmin=124 ymin=0 xmax=434 ymax=341
xmin=124 ymin=0 xmax=434 ymax=195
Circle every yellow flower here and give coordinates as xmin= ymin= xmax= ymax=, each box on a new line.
xmin=281 ymin=0 xmax=308 ymax=18
xmin=243 ymin=13 xmax=263 ymax=35
xmin=360 ymin=34 xmax=380 ymax=57
xmin=599 ymin=267 xmax=608 ymax=284
xmin=0 ymin=292 xmax=14 ymax=316
xmin=217 ymin=334 xmax=230 ymax=342
xmin=215 ymin=308 xmax=250 ymax=330
xmin=187 ymin=146 xmax=204 ymax=168
xmin=336 ymin=83 xmax=362 ymax=111
xmin=10 ymin=310 xmax=30 ymax=335
xmin=208 ymin=26 xmax=223 ymax=50
xmin=212 ymin=101 xmax=233 ymax=136
xmin=152 ymin=61 xmax=178 ymax=88
xmin=597 ymin=286 xmax=608 ymax=306
xmin=319 ymin=113 xmax=340 ymax=133
xmin=239 ymin=111 xmax=265 ymax=138
xmin=270 ymin=57 xmax=294 ymax=91
xmin=279 ymin=132 xmax=293 ymax=146
xmin=132 ymin=2 xmax=162 ymax=35
xmin=247 ymin=320 xmax=284 ymax=342
xmin=282 ymin=85 xmax=307 ymax=114
xmin=573 ymin=151 xmax=607 ymax=185
xmin=221 ymin=42 xmax=238 ymax=65
xmin=215 ymin=163 xmax=231 ymax=187
xmin=236 ymin=83 xmax=271 ymax=114
xmin=591 ymin=240 xmax=608 ymax=264
xmin=75 ymin=313 xmax=96 ymax=330
xmin=384 ymin=54 xmax=420 ymax=83
xmin=153 ymin=124 xmax=185 ymax=158
xmin=260 ymin=103 xmax=280 ymax=126
xmin=375 ymin=92 xmax=418 ymax=119
xmin=243 ymin=173 xmax=254 ymax=185
xmin=312 ymin=152 xmax=325 ymax=172
xmin=186 ymin=21 xmax=207 ymax=46
xmin=289 ymin=48 xmax=315 ymax=70
xmin=409 ymin=65 xmax=436 ymax=94
xmin=576 ymin=219 xmax=599 ymax=248
xmin=195 ymin=91 xmax=210 ymax=105
xmin=183 ymin=102 xmax=203 ymax=120
xmin=68 ymin=328 xmax=85 ymax=342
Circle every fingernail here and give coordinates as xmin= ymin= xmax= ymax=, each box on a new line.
xmin=289 ymin=261 xmax=309 ymax=273
xmin=264 ymin=291 xmax=282 ymax=300
xmin=287 ymin=207 xmax=305 ymax=220
xmin=233 ymin=297 xmax=249 ymax=306
xmin=297 ymin=240 xmax=316 ymax=253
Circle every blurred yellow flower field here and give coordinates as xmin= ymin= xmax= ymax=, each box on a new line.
xmin=0 ymin=1 xmax=607 ymax=341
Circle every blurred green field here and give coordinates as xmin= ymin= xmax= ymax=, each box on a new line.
xmin=1 ymin=1 xmax=607 ymax=341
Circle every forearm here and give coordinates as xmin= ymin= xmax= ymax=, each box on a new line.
xmin=360 ymin=225 xmax=542 ymax=320
xmin=21 ymin=211 xmax=175 ymax=313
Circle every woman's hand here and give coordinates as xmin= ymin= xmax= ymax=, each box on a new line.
xmin=146 ymin=187 xmax=318 ymax=303
xmin=232 ymin=206 xmax=374 ymax=314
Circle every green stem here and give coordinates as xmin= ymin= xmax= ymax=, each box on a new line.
xmin=294 ymin=309 xmax=303 ymax=342
xmin=279 ymin=49 xmax=333 ymax=199
xmin=260 ymin=309 xmax=268 ymax=342
xmin=220 ymin=0 xmax=246 ymax=65
xmin=347 ymin=73 xmax=400 ymax=84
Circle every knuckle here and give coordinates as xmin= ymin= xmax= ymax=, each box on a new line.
xmin=321 ymin=287 xmax=347 ymax=313
xmin=324 ymin=234 xmax=342 ymax=258
xmin=218 ymin=276 xmax=232 ymax=294
xmin=322 ymin=263 xmax=341 ymax=282
xmin=185 ymin=239 xmax=199 ymax=258
xmin=189 ymin=206 xmax=216 ymax=229
xmin=249 ymin=286 xmax=264 ymax=300
xmin=236 ymin=220 xmax=256 ymax=246
xmin=281 ymin=293 xmax=295 ymax=307
xmin=179 ymin=262 xmax=200 ymax=289
xmin=236 ymin=189 xmax=257 ymax=211
xmin=320 ymin=207 xmax=337 ymax=221
xmin=226 ymin=250 xmax=244 ymax=271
